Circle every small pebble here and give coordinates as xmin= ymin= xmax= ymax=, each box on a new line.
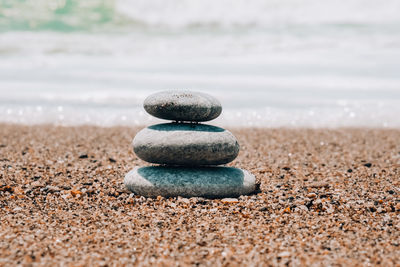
xmin=307 ymin=193 xmax=317 ymax=199
xmin=221 ymin=198 xmax=239 ymax=204
xmin=45 ymin=185 xmax=61 ymax=193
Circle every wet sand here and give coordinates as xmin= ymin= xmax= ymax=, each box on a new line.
xmin=1 ymin=124 xmax=399 ymax=266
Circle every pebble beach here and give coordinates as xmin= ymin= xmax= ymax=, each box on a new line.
xmin=1 ymin=124 xmax=399 ymax=266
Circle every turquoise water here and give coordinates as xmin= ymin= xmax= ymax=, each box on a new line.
xmin=1 ymin=0 xmax=400 ymax=127
xmin=0 ymin=0 xmax=121 ymax=32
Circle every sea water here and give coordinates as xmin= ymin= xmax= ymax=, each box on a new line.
xmin=1 ymin=0 xmax=400 ymax=127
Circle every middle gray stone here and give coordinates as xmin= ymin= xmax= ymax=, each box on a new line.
xmin=133 ymin=123 xmax=239 ymax=166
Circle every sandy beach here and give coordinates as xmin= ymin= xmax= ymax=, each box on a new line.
xmin=1 ymin=124 xmax=399 ymax=266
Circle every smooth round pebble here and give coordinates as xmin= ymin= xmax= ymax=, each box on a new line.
xmin=144 ymin=91 xmax=222 ymax=122
xmin=124 ymin=166 xmax=256 ymax=198
xmin=133 ymin=123 xmax=239 ymax=165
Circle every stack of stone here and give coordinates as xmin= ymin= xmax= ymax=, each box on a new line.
xmin=124 ymin=91 xmax=256 ymax=198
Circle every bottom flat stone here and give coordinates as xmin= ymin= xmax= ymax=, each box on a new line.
xmin=124 ymin=166 xmax=256 ymax=198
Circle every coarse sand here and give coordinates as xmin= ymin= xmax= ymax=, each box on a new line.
xmin=1 ymin=124 xmax=399 ymax=266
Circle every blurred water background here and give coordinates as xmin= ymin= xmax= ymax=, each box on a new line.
xmin=1 ymin=0 xmax=400 ymax=127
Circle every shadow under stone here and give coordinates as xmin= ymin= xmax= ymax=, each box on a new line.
xmin=148 ymin=123 xmax=225 ymax=133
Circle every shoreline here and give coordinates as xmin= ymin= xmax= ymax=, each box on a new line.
xmin=3 ymin=121 xmax=400 ymax=130
xmin=1 ymin=124 xmax=399 ymax=265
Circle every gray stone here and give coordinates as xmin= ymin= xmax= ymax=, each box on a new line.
xmin=144 ymin=91 xmax=222 ymax=122
xmin=133 ymin=123 xmax=239 ymax=165
xmin=124 ymin=166 xmax=256 ymax=198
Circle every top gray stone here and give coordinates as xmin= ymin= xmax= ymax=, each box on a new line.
xmin=144 ymin=91 xmax=222 ymax=122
